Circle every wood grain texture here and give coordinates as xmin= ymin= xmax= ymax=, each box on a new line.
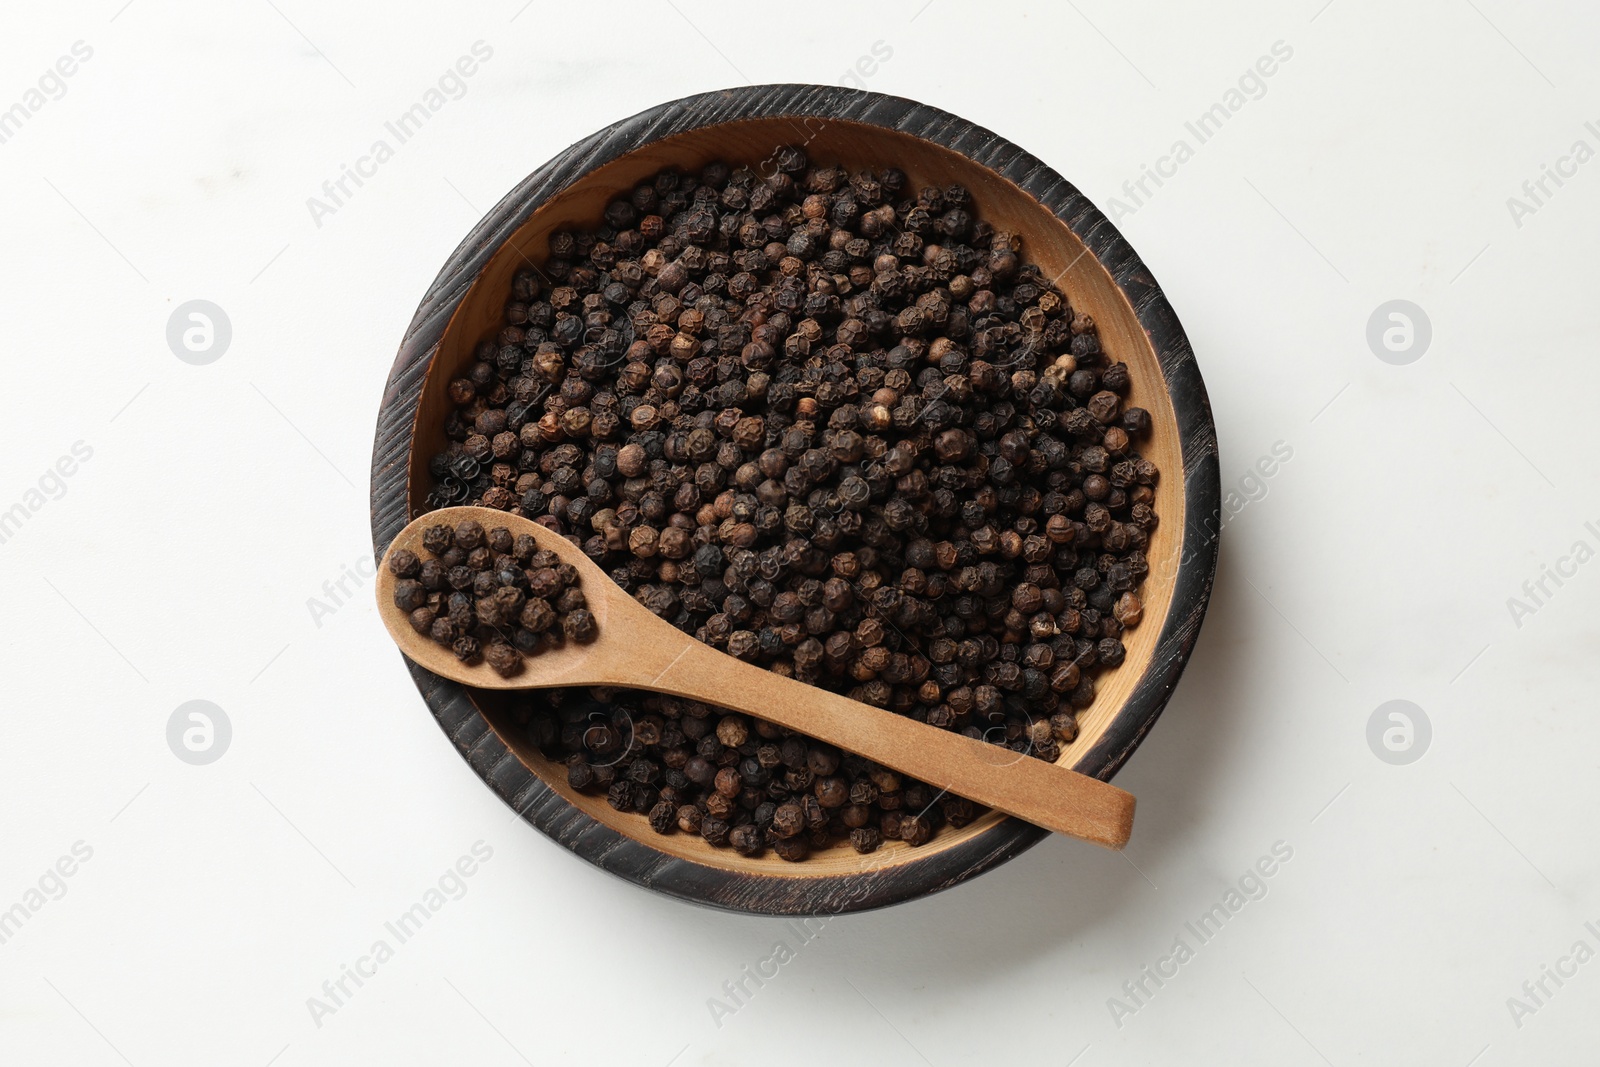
xmin=370 ymin=84 xmax=1220 ymax=915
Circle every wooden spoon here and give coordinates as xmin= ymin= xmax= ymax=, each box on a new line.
xmin=375 ymin=506 xmax=1135 ymax=849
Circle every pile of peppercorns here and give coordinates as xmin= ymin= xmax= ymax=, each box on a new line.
xmin=429 ymin=145 xmax=1158 ymax=859
xmin=390 ymin=518 xmax=596 ymax=678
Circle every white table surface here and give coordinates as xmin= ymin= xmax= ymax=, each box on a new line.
xmin=4 ymin=2 xmax=1597 ymax=1063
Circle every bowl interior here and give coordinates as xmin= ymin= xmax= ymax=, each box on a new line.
xmin=406 ymin=117 xmax=1186 ymax=877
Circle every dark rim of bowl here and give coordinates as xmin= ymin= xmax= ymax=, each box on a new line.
xmin=370 ymin=83 xmax=1221 ymax=916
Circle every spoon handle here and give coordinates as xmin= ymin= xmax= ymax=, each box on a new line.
xmin=622 ymin=633 xmax=1135 ymax=849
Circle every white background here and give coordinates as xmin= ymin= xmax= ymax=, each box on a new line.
xmin=2 ymin=1 xmax=1598 ymax=1063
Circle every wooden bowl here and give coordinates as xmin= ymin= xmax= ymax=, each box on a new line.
xmin=370 ymin=85 xmax=1220 ymax=914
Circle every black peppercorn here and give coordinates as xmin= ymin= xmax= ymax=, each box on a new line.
xmin=398 ymin=519 xmax=596 ymax=676
xmin=729 ymin=823 xmax=765 ymax=856
xmin=772 ymin=835 xmax=809 ymax=862
xmin=392 ymin=579 xmax=427 ymax=612
xmin=432 ymin=145 xmax=1161 ymax=860
xmin=850 ymin=826 xmax=883 ymax=854
xmin=648 ymin=799 xmax=676 ymax=834
xmin=421 ymin=524 xmax=454 ymax=556
xmin=567 ymin=758 xmax=596 ymax=792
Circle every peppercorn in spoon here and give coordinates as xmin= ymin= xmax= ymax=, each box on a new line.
xmin=376 ymin=506 xmax=1134 ymax=849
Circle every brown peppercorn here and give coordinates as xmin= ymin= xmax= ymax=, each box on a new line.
xmin=453 ymin=519 xmax=485 ymax=550
xmin=729 ymin=823 xmax=765 ymax=856
xmin=899 ymin=814 xmax=932 ymax=846
xmin=770 ymin=799 xmax=805 ymax=839
xmin=421 ymin=524 xmax=454 ymax=556
xmin=1049 ymin=711 xmax=1080 ymax=742
xmin=814 ymin=776 xmax=848 ymax=808
xmin=484 ymin=641 xmax=522 ymax=678
xmin=1050 ymin=660 xmax=1081 ymax=693
xmin=647 ymin=800 xmax=676 ymax=834
xmin=563 ymin=609 xmax=597 ymax=642
xmin=713 ymin=766 xmax=742 ymax=799
xmin=772 ymin=835 xmax=809 ymax=862
xmin=716 ymin=715 xmax=749 ymax=747
xmin=388 ymin=548 xmax=421 ymax=578
xmin=1114 ymin=592 xmax=1143 ymax=627
xmin=850 ymin=826 xmax=883 ymax=854
xmin=520 ymin=598 xmax=555 ymax=632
